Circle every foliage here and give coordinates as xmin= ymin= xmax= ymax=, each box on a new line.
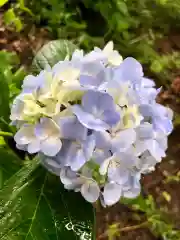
xmin=0 ymin=42 xmax=95 ymax=239
xmin=23 ymin=0 xmax=180 ymax=84
xmin=0 ymin=151 xmax=94 ymax=240
xmin=121 ymin=195 xmax=180 ymax=240
xmin=1 ymin=0 xmax=33 ymax=32
xmin=32 ymin=40 xmax=77 ymax=73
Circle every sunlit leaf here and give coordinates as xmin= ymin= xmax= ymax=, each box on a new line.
xmin=4 ymin=9 xmax=23 ymax=32
xmin=0 ymin=0 xmax=8 ymax=7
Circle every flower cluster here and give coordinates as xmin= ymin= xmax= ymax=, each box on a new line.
xmin=11 ymin=42 xmax=173 ymax=206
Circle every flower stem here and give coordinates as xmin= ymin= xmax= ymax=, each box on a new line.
xmin=98 ymin=221 xmax=149 ymax=239
xmin=0 ymin=131 xmax=13 ymax=137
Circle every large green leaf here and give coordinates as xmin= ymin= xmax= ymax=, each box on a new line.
xmin=0 ymin=156 xmax=95 ymax=240
xmin=31 ymin=40 xmax=77 ymax=74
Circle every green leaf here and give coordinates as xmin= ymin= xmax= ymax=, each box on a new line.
xmin=0 ymin=0 xmax=8 ymax=7
xmin=4 ymin=9 xmax=23 ymax=32
xmin=31 ymin=40 xmax=77 ymax=74
xmin=0 ymin=157 xmax=95 ymax=240
xmin=0 ymin=51 xmax=19 ymax=71
xmin=0 ymin=71 xmax=10 ymax=129
xmin=116 ymin=1 xmax=128 ymax=15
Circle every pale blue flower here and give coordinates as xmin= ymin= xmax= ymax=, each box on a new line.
xmin=11 ymin=42 xmax=174 ymax=207
xmin=64 ymin=134 xmax=96 ymax=171
xmin=122 ymin=173 xmax=141 ymax=199
xmin=103 ymin=182 xmax=122 ymax=206
xmin=81 ymin=180 xmax=100 ymax=203
xmin=54 ymin=115 xmax=87 ymax=141
xmin=93 ymin=41 xmax=123 ymax=66
xmin=22 ymin=70 xmax=48 ymax=93
xmin=139 ymin=103 xmax=173 ymax=135
xmin=79 ymin=66 xmax=109 ymax=91
xmin=72 ymin=90 xmax=120 ymax=131
xmin=99 ymin=152 xmax=138 ymax=184
xmin=60 ymin=166 xmax=100 ymax=203
xmin=113 ymin=57 xmax=144 ymax=85
xmin=94 ymin=128 xmax=136 ymax=154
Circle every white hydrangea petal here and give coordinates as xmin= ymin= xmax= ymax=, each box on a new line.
xmin=99 ymin=158 xmax=111 ymax=175
xmin=27 ymin=140 xmax=41 ymax=153
xmin=41 ymin=137 xmax=62 ymax=156
xmin=103 ymin=41 xmax=114 ymax=54
xmin=103 ymin=182 xmax=122 ymax=206
xmin=81 ymin=181 xmax=100 ymax=203
xmin=14 ymin=125 xmax=35 ymax=145
xmin=56 ymin=67 xmax=80 ymax=83
xmin=60 ymin=167 xmax=78 ymax=185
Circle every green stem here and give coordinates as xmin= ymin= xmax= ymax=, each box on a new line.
xmin=98 ymin=221 xmax=149 ymax=239
xmin=92 ymin=206 xmax=96 ymax=240
xmin=0 ymin=131 xmax=13 ymax=137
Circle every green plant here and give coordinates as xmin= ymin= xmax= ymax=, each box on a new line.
xmin=121 ymin=195 xmax=180 ymax=240
xmin=2 ymin=0 xmax=33 ymax=31
xmin=0 ymin=43 xmax=95 ymax=240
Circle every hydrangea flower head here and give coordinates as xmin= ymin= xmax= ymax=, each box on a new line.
xmin=11 ymin=41 xmax=173 ymax=206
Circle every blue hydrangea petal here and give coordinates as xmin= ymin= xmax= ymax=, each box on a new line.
xmin=114 ymin=57 xmax=143 ymax=84
xmin=83 ymin=134 xmax=96 ymax=160
xmin=72 ymin=105 xmax=109 ymax=131
xmin=94 ymin=131 xmax=111 ymax=150
xmin=93 ymin=149 xmax=111 ymax=165
xmin=82 ymin=90 xmax=115 ymax=113
xmin=153 ymin=117 xmax=173 ymax=135
xmin=142 ymin=77 xmax=155 ymax=87
xmin=108 ymin=167 xmax=129 ymax=185
xmin=101 ymin=110 xmax=120 ymax=127
xmin=122 ymin=174 xmax=141 ymax=198
xmin=72 ymin=149 xmax=86 ymax=171
xmin=55 ymin=116 xmax=87 ymax=141
xmin=147 ymin=139 xmax=166 ymax=161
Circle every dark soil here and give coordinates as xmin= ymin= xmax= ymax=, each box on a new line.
xmin=1 ymin=12 xmax=180 ymax=240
